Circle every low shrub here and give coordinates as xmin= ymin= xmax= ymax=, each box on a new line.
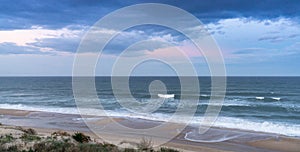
xmin=20 ymin=133 xmax=41 ymax=142
xmin=52 ymin=131 xmax=70 ymax=137
xmin=33 ymin=140 xmax=75 ymax=152
xmin=0 ymin=134 xmax=15 ymax=144
xmin=72 ymin=132 xmax=91 ymax=143
xmin=159 ymin=147 xmax=180 ymax=152
xmin=0 ymin=145 xmax=19 ymax=152
xmin=137 ymin=138 xmax=153 ymax=151
xmin=16 ymin=127 xmax=37 ymax=135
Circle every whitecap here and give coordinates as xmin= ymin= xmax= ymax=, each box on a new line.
xmin=157 ymin=94 xmax=174 ymax=98
xmin=255 ymin=97 xmax=264 ymax=100
xmin=271 ymin=97 xmax=281 ymax=101
xmin=200 ymin=94 xmax=209 ymax=97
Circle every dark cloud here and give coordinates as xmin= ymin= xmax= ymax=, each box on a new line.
xmin=258 ymin=34 xmax=300 ymax=43
xmin=258 ymin=36 xmax=282 ymax=42
xmin=27 ymin=26 xmax=182 ymax=54
xmin=0 ymin=0 xmax=117 ymax=29
xmin=1 ymin=0 xmax=300 ymax=30
xmin=232 ymin=48 xmax=273 ymax=55
xmin=0 ymin=42 xmax=49 ymax=54
xmin=28 ymin=37 xmax=81 ymax=53
xmin=288 ymin=34 xmax=300 ymax=38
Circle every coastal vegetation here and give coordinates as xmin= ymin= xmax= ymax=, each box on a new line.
xmin=0 ymin=127 xmax=180 ymax=152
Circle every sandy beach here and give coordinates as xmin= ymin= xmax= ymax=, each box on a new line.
xmin=0 ymin=108 xmax=299 ymax=152
xmin=1 ymin=0 xmax=300 ymax=151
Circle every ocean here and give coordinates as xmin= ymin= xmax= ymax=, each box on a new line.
xmin=0 ymin=77 xmax=299 ymax=137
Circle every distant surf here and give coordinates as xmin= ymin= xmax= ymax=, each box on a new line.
xmin=255 ymin=96 xmax=281 ymax=101
xmin=255 ymin=96 xmax=265 ymax=100
xmin=271 ymin=97 xmax=281 ymax=101
xmin=0 ymin=103 xmax=299 ymax=137
xmin=157 ymin=94 xmax=175 ymax=98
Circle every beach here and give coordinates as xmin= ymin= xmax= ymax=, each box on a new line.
xmin=1 ymin=0 xmax=300 ymax=151
xmin=0 ymin=108 xmax=299 ymax=152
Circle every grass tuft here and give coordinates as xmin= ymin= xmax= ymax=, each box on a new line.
xmin=0 ymin=134 xmax=15 ymax=144
xmin=21 ymin=133 xmax=41 ymax=142
xmin=0 ymin=130 xmax=181 ymax=152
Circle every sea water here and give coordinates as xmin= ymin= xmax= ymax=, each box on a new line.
xmin=0 ymin=77 xmax=299 ymax=137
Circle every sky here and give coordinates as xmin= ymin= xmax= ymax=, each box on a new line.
xmin=0 ymin=0 xmax=300 ymax=76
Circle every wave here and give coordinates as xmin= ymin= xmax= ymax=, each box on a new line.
xmin=255 ymin=96 xmax=264 ymax=100
xmin=271 ymin=97 xmax=281 ymax=101
xmin=200 ymin=94 xmax=210 ymax=97
xmin=199 ymin=103 xmax=251 ymax=107
xmin=194 ymin=117 xmax=300 ymax=137
xmin=157 ymin=94 xmax=175 ymax=98
xmin=0 ymin=104 xmax=80 ymax=115
xmin=255 ymin=96 xmax=281 ymax=101
xmin=0 ymin=103 xmax=299 ymax=137
xmin=72 ymin=117 xmax=104 ymax=121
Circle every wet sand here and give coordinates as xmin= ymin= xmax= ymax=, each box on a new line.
xmin=0 ymin=108 xmax=299 ymax=152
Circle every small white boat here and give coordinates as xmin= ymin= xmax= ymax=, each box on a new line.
xmin=158 ymin=94 xmax=175 ymax=98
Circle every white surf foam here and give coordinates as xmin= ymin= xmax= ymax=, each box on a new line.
xmin=0 ymin=103 xmax=80 ymax=115
xmin=271 ymin=97 xmax=281 ymax=101
xmin=198 ymin=117 xmax=300 ymax=137
xmin=200 ymin=94 xmax=209 ymax=97
xmin=184 ymin=131 xmax=243 ymax=143
xmin=255 ymin=97 xmax=264 ymax=100
xmin=0 ymin=103 xmax=299 ymax=137
xmin=157 ymin=94 xmax=174 ymax=98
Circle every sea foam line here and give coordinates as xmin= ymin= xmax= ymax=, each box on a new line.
xmin=0 ymin=103 xmax=299 ymax=137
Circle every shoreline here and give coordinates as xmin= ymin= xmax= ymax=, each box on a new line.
xmin=0 ymin=105 xmax=297 ymax=137
xmin=0 ymin=108 xmax=299 ymax=152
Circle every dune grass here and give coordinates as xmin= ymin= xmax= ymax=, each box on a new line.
xmin=0 ymin=128 xmax=180 ymax=152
